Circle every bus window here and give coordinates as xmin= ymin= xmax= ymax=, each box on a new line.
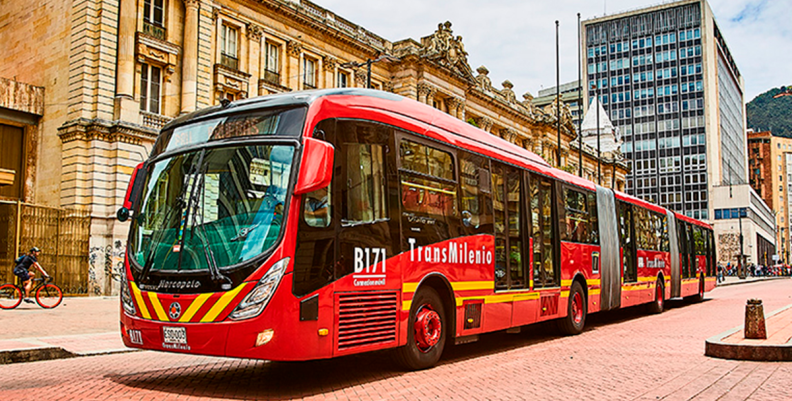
xmin=399 ymin=139 xmax=457 ymax=217
xmin=459 ymin=151 xmax=493 ymax=236
xmin=304 ymin=184 xmax=331 ymax=228
xmin=398 ymin=136 xmax=459 ymax=249
xmin=341 ymin=142 xmax=386 ymax=225
xmin=562 ymin=188 xmax=598 ymax=244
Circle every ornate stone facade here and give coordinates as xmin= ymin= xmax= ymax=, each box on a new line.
xmin=2 ymin=0 xmax=629 ymax=294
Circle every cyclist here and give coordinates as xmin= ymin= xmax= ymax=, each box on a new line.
xmin=13 ymin=247 xmax=50 ymax=303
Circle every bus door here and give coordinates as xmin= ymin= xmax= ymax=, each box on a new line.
xmin=491 ymin=163 xmax=529 ymax=327
xmin=530 ymin=174 xmax=559 ymax=316
xmin=333 ymin=120 xmax=400 ymax=286
xmin=618 ymin=201 xmax=637 ymax=285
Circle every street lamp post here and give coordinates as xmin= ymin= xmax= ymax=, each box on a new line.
xmin=340 ymin=54 xmax=398 ymax=89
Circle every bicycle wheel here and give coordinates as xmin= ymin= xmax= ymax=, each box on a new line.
xmin=36 ymin=284 xmax=63 ymax=308
xmin=0 ymin=284 xmax=23 ymax=309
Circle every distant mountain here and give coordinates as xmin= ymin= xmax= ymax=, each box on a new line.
xmin=747 ymin=86 xmax=792 ymax=138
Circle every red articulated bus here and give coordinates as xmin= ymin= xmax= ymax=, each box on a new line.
xmin=118 ymin=89 xmax=717 ymax=370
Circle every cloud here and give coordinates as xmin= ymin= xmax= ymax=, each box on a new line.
xmin=730 ymin=0 xmax=768 ymax=23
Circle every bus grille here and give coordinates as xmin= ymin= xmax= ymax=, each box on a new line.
xmin=337 ymin=292 xmax=398 ymax=350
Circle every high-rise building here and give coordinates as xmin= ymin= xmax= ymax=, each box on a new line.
xmin=747 ymin=130 xmax=792 ymax=263
xmin=582 ymin=0 xmax=747 ymax=221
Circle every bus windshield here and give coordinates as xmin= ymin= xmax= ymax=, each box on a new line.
xmin=129 ymin=144 xmax=295 ymax=277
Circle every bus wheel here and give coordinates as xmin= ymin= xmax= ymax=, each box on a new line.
xmin=648 ymin=279 xmax=664 ymax=314
xmin=393 ymin=287 xmax=446 ymax=370
xmin=558 ymin=281 xmax=586 ymax=335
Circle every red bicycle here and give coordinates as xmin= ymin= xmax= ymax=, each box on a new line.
xmin=0 ymin=276 xmax=63 ymax=309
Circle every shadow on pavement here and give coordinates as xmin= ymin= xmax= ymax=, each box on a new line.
xmin=107 ymin=297 xmax=708 ymax=399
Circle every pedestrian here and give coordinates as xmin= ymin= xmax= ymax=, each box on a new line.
xmin=717 ymin=264 xmax=723 ymax=283
xmin=12 ymin=247 xmax=50 ymax=303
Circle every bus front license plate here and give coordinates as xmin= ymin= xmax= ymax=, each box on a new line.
xmin=163 ymin=327 xmax=187 ymax=344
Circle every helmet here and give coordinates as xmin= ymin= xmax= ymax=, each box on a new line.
xmin=30 ymin=247 xmax=41 ymax=253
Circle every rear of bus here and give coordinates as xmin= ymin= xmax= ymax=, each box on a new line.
xmin=119 ymin=96 xmax=342 ymax=361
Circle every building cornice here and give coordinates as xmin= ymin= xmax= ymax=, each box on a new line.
xmin=58 ymin=118 xmax=159 ymax=145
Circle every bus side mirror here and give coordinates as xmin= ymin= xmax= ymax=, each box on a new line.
xmin=294 ymin=137 xmax=334 ymax=195
xmin=117 ymin=162 xmax=146 ymax=222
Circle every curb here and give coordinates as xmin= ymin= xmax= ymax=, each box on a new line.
xmin=0 ymin=347 xmax=75 ymax=365
xmin=705 ymin=303 xmax=792 ymax=361
xmin=0 ymin=346 xmax=140 ymax=365
xmin=715 ymin=276 xmax=789 ymax=287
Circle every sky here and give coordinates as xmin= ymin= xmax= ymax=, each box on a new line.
xmin=316 ymin=0 xmax=791 ymax=102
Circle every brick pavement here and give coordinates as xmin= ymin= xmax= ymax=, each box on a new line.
xmin=0 ymin=278 xmax=790 ymax=400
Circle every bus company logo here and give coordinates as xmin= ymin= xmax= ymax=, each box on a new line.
xmin=168 ymin=302 xmax=182 ymax=320
xmin=353 ymin=247 xmax=387 ymax=286
xmin=408 ymin=238 xmax=493 ymax=266
xmin=647 ymin=259 xmax=666 ymax=268
xmin=140 ymin=280 xmax=201 ymax=291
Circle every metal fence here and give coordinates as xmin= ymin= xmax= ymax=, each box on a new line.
xmin=0 ymin=201 xmax=90 ymax=295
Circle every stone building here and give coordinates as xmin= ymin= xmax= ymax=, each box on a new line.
xmin=2 ymin=0 xmax=627 ymax=295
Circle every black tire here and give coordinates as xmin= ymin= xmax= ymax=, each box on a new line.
xmin=558 ymin=281 xmax=586 ymax=335
xmin=0 ymin=284 xmax=23 ymax=310
xmin=393 ymin=287 xmax=446 ymax=370
xmin=647 ymin=279 xmax=664 ymax=314
xmin=36 ymin=284 xmax=63 ymax=309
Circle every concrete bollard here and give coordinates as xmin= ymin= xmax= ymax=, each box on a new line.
xmin=744 ymin=299 xmax=767 ymax=339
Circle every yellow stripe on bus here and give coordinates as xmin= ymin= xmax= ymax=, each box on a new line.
xmin=148 ymin=291 xmax=168 ymax=321
xmin=179 ymin=293 xmax=212 ymax=323
xmin=451 ymin=281 xmax=494 ymax=291
xmin=402 ymin=283 xmax=419 ymax=294
xmin=130 ymin=282 xmax=151 ymax=320
xmin=200 ymin=283 xmax=247 ymax=322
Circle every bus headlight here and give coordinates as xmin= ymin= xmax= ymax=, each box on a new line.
xmin=121 ymin=275 xmax=136 ymax=316
xmin=229 ymin=257 xmax=289 ymax=320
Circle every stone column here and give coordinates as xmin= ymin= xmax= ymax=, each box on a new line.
xmin=323 ymin=56 xmax=337 ymax=88
xmin=247 ymin=24 xmax=262 ymax=97
xmin=475 ymin=116 xmax=493 ymax=133
xmin=445 ymin=97 xmax=460 ymax=118
xmin=456 ymin=99 xmax=466 ymax=120
xmin=180 ymin=0 xmax=200 ymax=114
xmin=417 ymin=83 xmax=431 ymax=103
xmin=287 ymin=40 xmax=302 ymax=90
xmin=114 ymin=0 xmax=138 ymax=121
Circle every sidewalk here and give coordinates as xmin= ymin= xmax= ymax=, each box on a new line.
xmin=706 ymin=303 xmax=792 ymax=361
xmin=0 ymin=296 xmax=134 ymax=364
xmin=716 ymin=275 xmax=789 ymax=286
xmin=1 ymin=276 xmax=789 ymax=365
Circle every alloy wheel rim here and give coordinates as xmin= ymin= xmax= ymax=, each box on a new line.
xmin=572 ymin=292 xmax=583 ymax=324
xmin=414 ymin=305 xmax=441 ymax=352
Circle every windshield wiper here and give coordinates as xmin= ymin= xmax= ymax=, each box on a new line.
xmin=139 ymin=155 xmax=200 ymax=284
xmin=185 ymin=160 xmax=233 ymax=289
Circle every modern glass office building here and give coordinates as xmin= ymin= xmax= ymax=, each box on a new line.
xmin=582 ymin=0 xmax=747 ymax=221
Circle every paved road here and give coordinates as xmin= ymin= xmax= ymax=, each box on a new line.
xmin=1 ymin=279 xmax=791 ymax=400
